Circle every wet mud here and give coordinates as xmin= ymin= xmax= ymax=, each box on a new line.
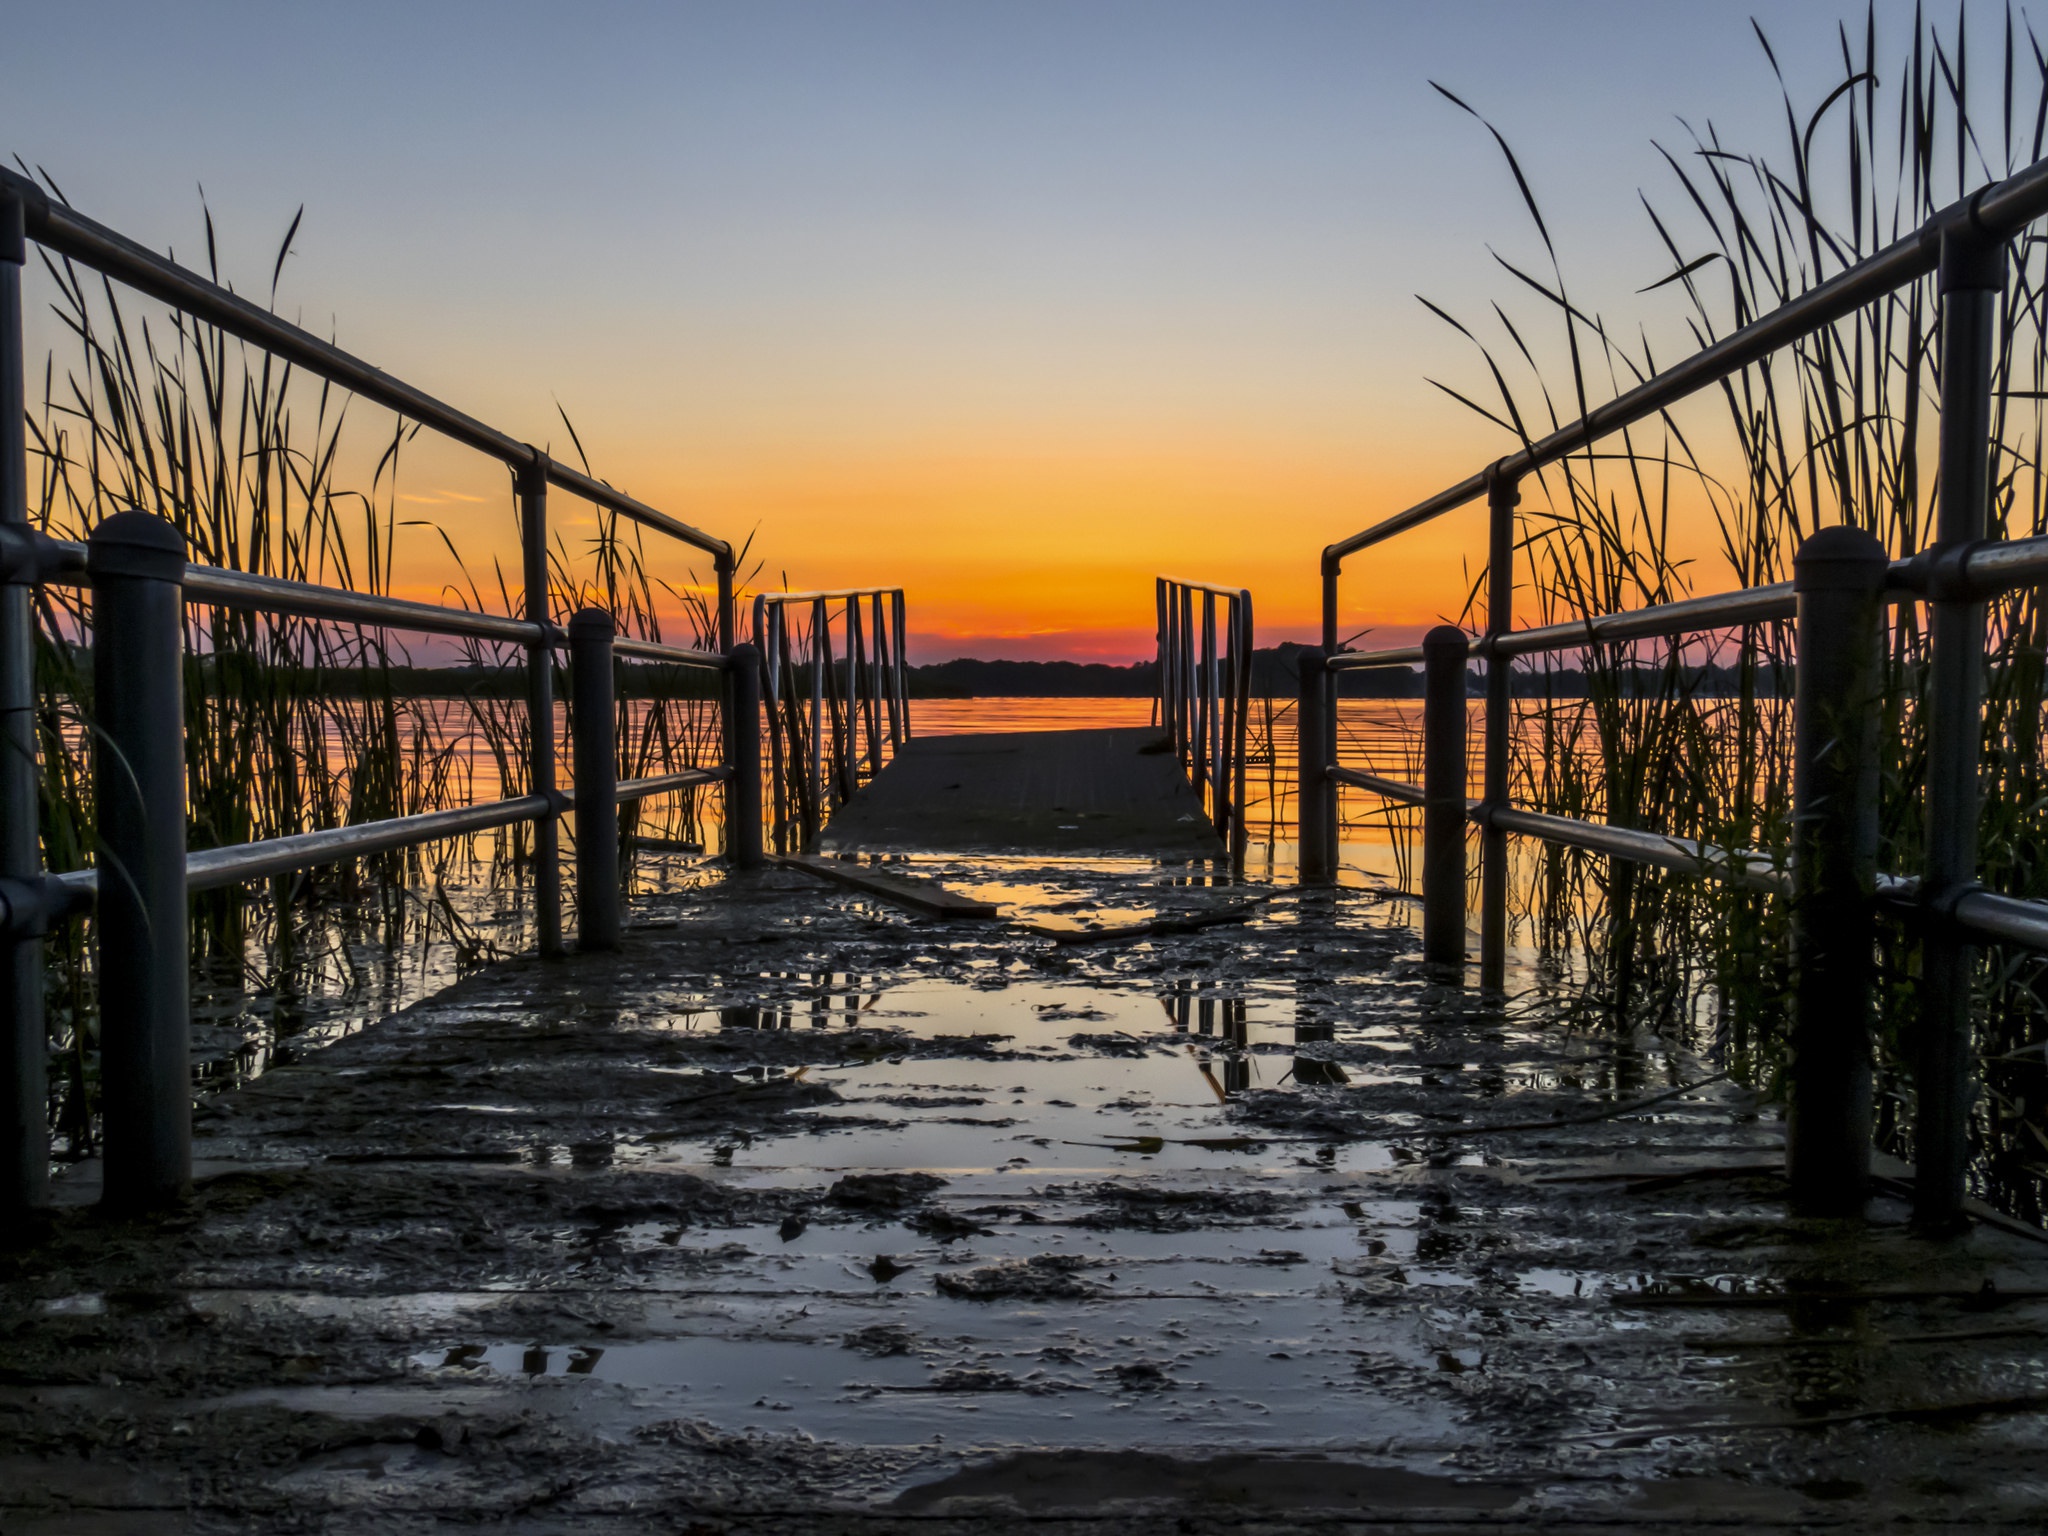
xmin=5 ymin=857 xmax=2048 ymax=1530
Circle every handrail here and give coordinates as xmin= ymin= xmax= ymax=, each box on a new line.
xmin=758 ymin=587 xmax=906 ymax=605
xmin=1302 ymin=147 xmax=2048 ymax=1228
xmin=0 ymin=169 xmax=733 ymax=568
xmin=1160 ymin=576 xmax=1252 ymax=601
xmin=1329 ymin=529 xmax=2048 ymax=669
xmin=613 ymin=636 xmax=730 ymax=670
xmin=1155 ymin=576 xmax=1253 ymax=868
xmin=752 ymin=587 xmax=911 ymax=854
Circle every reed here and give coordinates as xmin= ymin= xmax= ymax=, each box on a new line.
xmin=19 ymin=185 xmax=737 ymax=1155
xmin=1426 ymin=4 xmax=2048 ymax=1215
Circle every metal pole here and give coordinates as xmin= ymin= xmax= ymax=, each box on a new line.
xmin=568 ymin=608 xmax=619 ymax=953
xmin=876 ymin=592 xmax=899 ymax=752
xmin=868 ymin=591 xmax=886 ymax=766
xmin=1231 ymin=593 xmax=1252 ymax=872
xmin=1479 ymin=473 xmax=1519 ymax=992
xmin=762 ymin=601 xmax=788 ymax=855
xmin=1180 ymin=585 xmax=1195 ymax=757
xmin=809 ymin=597 xmax=826 ymax=811
xmin=1203 ymin=592 xmax=1220 ymax=833
xmin=729 ymin=642 xmax=764 ymax=870
xmin=1297 ymin=649 xmax=1332 ymax=886
xmin=518 ymin=456 xmax=562 ymax=958
xmin=1787 ymin=526 xmax=1886 ymax=1216
xmin=1321 ymin=560 xmax=1339 ymax=653
xmin=1916 ymin=222 xmax=2006 ymax=1231
xmin=1422 ymin=624 xmax=1469 ymax=971
xmin=715 ymin=555 xmax=734 ymax=654
xmin=0 ymin=190 xmax=46 ymax=1214
xmin=89 ymin=513 xmax=189 ymax=1212
xmin=1154 ymin=578 xmax=1168 ymax=731
xmin=844 ymin=600 xmax=861 ymax=791
xmin=892 ymin=590 xmax=910 ymax=742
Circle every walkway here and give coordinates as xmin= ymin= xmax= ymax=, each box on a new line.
xmin=818 ymin=727 xmax=1225 ymax=859
xmin=7 ymin=860 xmax=2048 ymax=1530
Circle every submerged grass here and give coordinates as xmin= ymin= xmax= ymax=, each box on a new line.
xmin=1421 ymin=5 xmax=2048 ymax=1217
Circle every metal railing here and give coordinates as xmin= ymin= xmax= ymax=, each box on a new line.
xmin=1302 ymin=155 xmax=2048 ymax=1228
xmin=753 ymin=589 xmax=909 ymax=853
xmin=0 ymin=172 xmax=769 ymax=1216
xmin=1155 ymin=577 xmax=1253 ymax=868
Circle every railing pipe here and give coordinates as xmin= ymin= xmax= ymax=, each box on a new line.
xmin=729 ymin=643 xmax=764 ymax=870
xmin=611 ymin=637 xmax=729 ymax=669
xmin=183 ymin=797 xmax=554 ymax=891
xmin=1329 ymin=765 xmax=1425 ymax=804
xmin=0 ymin=189 xmax=44 ymax=1214
xmin=1479 ymin=474 xmax=1519 ymax=991
xmin=1916 ymin=223 xmax=2007 ymax=1231
xmin=518 ymin=456 xmax=562 ymax=958
xmin=1787 ymin=527 xmax=1887 ymax=1216
xmin=1422 ymin=625 xmax=1469 ymax=971
xmin=1297 ymin=649 xmax=1334 ymax=885
xmin=88 ymin=514 xmax=190 ymax=1212
xmin=568 ymin=609 xmax=620 ymax=953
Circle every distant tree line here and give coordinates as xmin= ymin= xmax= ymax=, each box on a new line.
xmin=67 ymin=643 xmax=1783 ymax=701
xmin=907 ymin=643 xmax=1787 ymax=699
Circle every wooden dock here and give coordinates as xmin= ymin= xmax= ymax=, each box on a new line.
xmin=817 ymin=726 xmax=1225 ymax=860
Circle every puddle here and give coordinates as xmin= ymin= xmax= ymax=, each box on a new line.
xmin=405 ymin=1289 xmax=1469 ymax=1448
xmin=613 ymin=976 xmax=1417 ymax=1176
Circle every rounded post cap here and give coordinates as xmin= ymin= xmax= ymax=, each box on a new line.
xmin=85 ymin=511 xmax=185 ymax=582
xmin=567 ymin=607 xmax=615 ymax=640
xmin=1422 ymin=624 xmax=1470 ymax=655
xmin=1793 ymin=525 xmax=1889 ymax=591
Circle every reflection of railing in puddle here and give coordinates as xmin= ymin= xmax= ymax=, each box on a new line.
xmin=716 ymin=973 xmax=884 ymax=1031
xmin=1159 ymin=980 xmax=1348 ymax=1098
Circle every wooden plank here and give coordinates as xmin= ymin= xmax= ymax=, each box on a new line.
xmin=773 ymin=853 xmax=1001 ymax=918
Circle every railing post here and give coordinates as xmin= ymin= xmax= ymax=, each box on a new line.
xmin=518 ymin=454 xmax=562 ymax=959
xmin=1422 ymin=625 xmax=1469 ymax=971
xmin=1230 ymin=591 xmax=1253 ymax=872
xmin=729 ymin=642 xmax=764 ymax=870
xmin=1297 ymin=648 xmax=1334 ymax=886
xmin=0 ymin=189 xmax=46 ymax=1214
xmin=568 ymin=608 xmax=619 ymax=953
xmin=1154 ymin=578 xmax=1168 ymax=731
xmin=89 ymin=513 xmax=190 ymax=1213
xmin=1916 ymin=218 xmax=2006 ymax=1231
xmin=1479 ymin=470 xmax=1520 ymax=992
xmin=892 ymin=589 xmax=910 ymax=743
xmin=1787 ymin=527 xmax=1887 ymax=1216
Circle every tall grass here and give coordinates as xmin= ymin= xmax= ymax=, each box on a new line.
xmin=20 ymin=182 xmax=735 ymax=1155
xmin=1426 ymin=5 xmax=2048 ymax=1216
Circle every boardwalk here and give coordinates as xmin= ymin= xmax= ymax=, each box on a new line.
xmin=7 ymin=854 xmax=2048 ymax=1530
xmin=817 ymin=727 xmax=1225 ymax=859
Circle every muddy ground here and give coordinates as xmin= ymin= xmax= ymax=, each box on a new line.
xmin=5 ymin=858 xmax=2048 ymax=1532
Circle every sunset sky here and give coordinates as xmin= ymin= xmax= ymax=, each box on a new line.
xmin=3 ymin=1 xmax=1949 ymax=660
